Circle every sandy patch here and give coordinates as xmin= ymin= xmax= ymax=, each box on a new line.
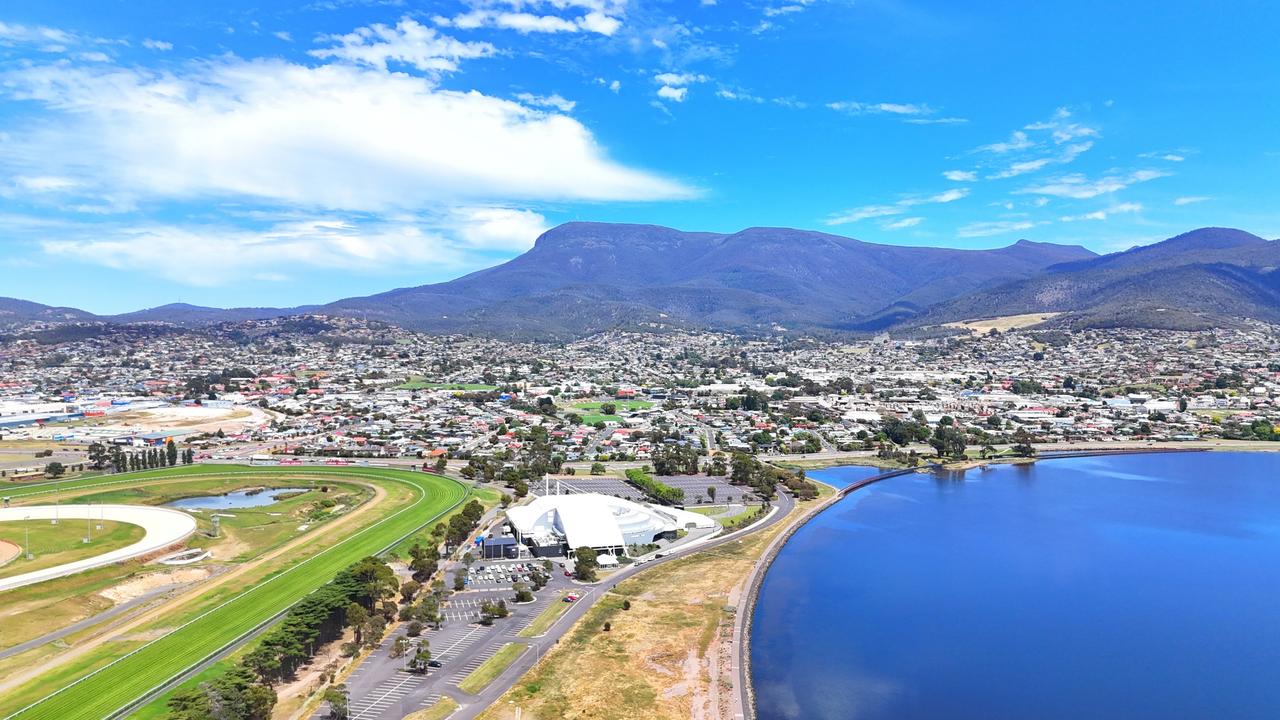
xmin=0 ymin=540 xmax=20 ymax=568
xmin=98 ymin=567 xmax=212 ymax=604
xmin=82 ymin=405 xmax=271 ymax=436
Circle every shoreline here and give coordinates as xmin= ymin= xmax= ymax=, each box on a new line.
xmin=735 ymin=446 xmax=1250 ymax=719
xmin=766 ymin=438 xmax=1280 ymax=471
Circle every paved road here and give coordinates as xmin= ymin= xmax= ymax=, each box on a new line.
xmin=312 ymin=490 xmax=797 ymax=720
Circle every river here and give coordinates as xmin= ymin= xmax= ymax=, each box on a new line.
xmin=751 ymin=453 xmax=1280 ymax=719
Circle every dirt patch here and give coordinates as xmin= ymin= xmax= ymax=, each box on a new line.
xmin=0 ymin=540 xmax=20 ymax=568
xmin=98 ymin=567 xmax=212 ymax=604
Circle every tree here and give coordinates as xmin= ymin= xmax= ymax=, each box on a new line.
xmin=347 ymin=603 xmax=369 ymax=645
xmin=1012 ymin=428 xmax=1037 ymax=457
xmin=453 ymin=569 xmax=467 ymax=591
xmin=87 ymin=442 xmax=108 ymax=470
xmin=166 ymin=439 xmax=178 ymax=467
xmin=600 ymin=402 xmax=618 ymax=416
xmin=573 ymin=546 xmax=599 ymax=582
xmin=169 ymin=665 xmax=276 ymax=720
xmin=391 ymin=636 xmax=409 ymax=659
xmin=400 ymin=580 xmax=421 ymax=604
xmin=408 ymin=644 xmax=432 ymax=674
xmin=707 ymin=486 xmax=716 ymax=503
xmin=44 ymin=461 xmax=65 ymax=478
xmin=322 ymin=684 xmax=349 ymax=719
xmin=590 ymin=462 xmax=606 ymax=475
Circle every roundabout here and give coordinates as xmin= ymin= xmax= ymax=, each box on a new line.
xmin=0 ymin=504 xmax=198 ymax=592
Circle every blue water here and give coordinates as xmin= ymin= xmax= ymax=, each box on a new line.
xmin=752 ymin=454 xmax=1280 ymax=720
xmin=165 ymin=487 xmax=310 ymax=510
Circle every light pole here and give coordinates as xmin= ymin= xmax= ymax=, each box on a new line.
xmin=84 ymin=503 xmax=92 ymax=544
xmin=24 ymin=515 xmax=33 ymax=560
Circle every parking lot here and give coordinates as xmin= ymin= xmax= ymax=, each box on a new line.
xmin=658 ymin=475 xmax=754 ymax=505
xmin=530 ymin=475 xmax=636 ymax=499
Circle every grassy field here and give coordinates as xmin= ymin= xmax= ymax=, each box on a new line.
xmin=397 ymin=377 xmax=500 ymax=391
xmin=579 ymin=413 xmax=622 ymax=425
xmin=458 ymin=643 xmax=527 ymax=694
xmin=0 ymin=519 xmax=143 ymax=579
xmin=571 ymin=400 xmax=654 ymax=411
xmin=517 ymin=591 xmax=574 ymax=638
xmin=0 ymin=465 xmax=468 ymax=720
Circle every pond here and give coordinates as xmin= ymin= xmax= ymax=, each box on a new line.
xmin=165 ymin=487 xmax=312 ymax=510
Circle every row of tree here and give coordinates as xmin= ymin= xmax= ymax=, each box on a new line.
xmin=624 ymin=468 xmax=685 ymax=505
xmin=169 ymin=556 xmax=399 ymax=720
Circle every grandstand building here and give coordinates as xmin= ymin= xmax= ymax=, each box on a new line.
xmin=504 ymin=493 xmax=715 ymax=558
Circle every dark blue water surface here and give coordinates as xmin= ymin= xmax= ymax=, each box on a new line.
xmin=752 ymin=453 xmax=1280 ymax=720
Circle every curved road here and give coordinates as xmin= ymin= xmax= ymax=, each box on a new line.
xmin=0 ymin=504 xmax=197 ymax=592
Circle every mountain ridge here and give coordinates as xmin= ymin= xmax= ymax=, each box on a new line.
xmin=4 ymin=224 xmax=1276 ymax=337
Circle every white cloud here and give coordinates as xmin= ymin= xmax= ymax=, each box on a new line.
xmin=447 ymin=207 xmax=549 ymax=251
xmin=40 ymin=219 xmax=470 ymax=286
xmin=716 ymin=87 xmax=763 ymax=103
xmin=827 ymin=204 xmax=901 ymax=224
xmin=273 ymin=31 xmax=294 ymax=42
xmin=764 ymin=5 xmax=807 ymax=17
xmin=142 ymin=39 xmax=173 ymax=51
xmin=1141 ymin=150 xmax=1187 ymax=162
xmin=883 ymin=216 xmax=922 ymax=230
xmin=905 ymin=116 xmax=968 ymax=125
xmin=515 ymin=92 xmax=576 ymax=112
xmin=435 ymin=2 xmax=624 ymax=37
xmin=1174 ymin=195 xmax=1210 ymax=206
xmin=0 ymin=54 xmax=694 ymax=211
xmin=977 ymin=130 xmax=1034 ymax=154
xmin=957 ymin=220 xmax=1039 ymax=238
xmin=826 ymin=188 xmax=969 ymax=225
xmin=653 ymin=72 xmax=707 ymax=103
xmin=608 ymin=79 xmax=620 ymax=92
xmin=988 ymin=140 xmax=1094 ymax=179
xmin=1059 ymin=202 xmax=1143 ymax=222
xmin=1016 ymin=170 xmax=1169 ymax=199
xmin=827 ymin=101 xmax=931 ymax=116
xmin=928 ymin=188 xmax=968 ymax=203
xmin=310 ymin=17 xmax=495 ymax=73
xmin=943 ymin=170 xmax=977 ymax=182
xmin=657 ymin=85 xmax=688 ymax=102
xmin=654 ymin=72 xmax=708 ymax=86
xmin=0 ymin=21 xmax=76 ymax=47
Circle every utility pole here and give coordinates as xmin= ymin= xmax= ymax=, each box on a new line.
xmin=85 ymin=504 xmax=92 ymax=544
xmin=24 ymin=515 xmax=33 ymax=560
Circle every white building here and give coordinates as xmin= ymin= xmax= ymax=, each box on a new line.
xmin=505 ymin=493 xmax=715 ymax=556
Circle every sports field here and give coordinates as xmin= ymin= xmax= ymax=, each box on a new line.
xmin=0 ymin=465 xmax=466 ymax=720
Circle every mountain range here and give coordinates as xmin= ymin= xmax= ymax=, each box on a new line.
xmin=3 ymin=224 xmax=1277 ymax=338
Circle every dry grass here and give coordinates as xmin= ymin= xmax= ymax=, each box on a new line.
xmin=475 ymin=502 xmax=807 ymax=720
xmin=944 ymin=312 xmax=1061 ymax=334
xmin=403 ymin=696 xmax=460 ymax=720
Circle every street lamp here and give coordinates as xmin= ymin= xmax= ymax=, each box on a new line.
xmin=24 ymin=515 xmax=33 ymax=560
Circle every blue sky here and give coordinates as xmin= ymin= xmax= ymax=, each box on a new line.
xmin=1 ymin=0 xmax=1277 ymax=313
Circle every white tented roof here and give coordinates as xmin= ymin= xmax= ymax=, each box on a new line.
xmin=506 ymin=493 xmax=679 ymax=550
